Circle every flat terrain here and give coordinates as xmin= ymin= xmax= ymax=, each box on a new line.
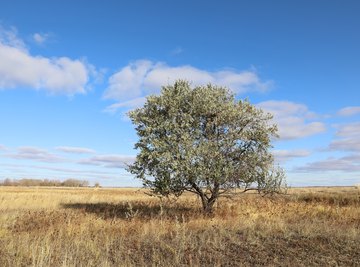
xmin=0 ymin=186 xmax=359 ymax=266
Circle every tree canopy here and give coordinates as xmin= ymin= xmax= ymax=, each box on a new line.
xmin=128 ymin=80 xmax=285 ymax=213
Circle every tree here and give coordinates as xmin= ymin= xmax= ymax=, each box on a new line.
xmin=62 ymin=179 xmax=89 ymax=187
xmin=128 ymin=80 xmax=285 ymax=213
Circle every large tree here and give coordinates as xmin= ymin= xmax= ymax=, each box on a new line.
xmin=128 ymin=80 xmax=285 ymax=213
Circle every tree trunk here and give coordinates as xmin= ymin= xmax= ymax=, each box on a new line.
xmin=203 ymin=198 xmax=216 ymax=214
xmin=200 ymin=194 xmax=217 ymax=214
xmin=191 ymin=182 xmax=219 ymax=214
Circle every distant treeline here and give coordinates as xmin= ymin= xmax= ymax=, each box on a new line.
xmin=0 ymin=178 xmax=90 ymax=187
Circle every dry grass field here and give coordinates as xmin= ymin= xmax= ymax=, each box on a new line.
xmin=0 ymin=186 xmax=359 ymax=267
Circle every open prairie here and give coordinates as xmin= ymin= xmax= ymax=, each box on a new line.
xmin=0 ymin=186 xmax=359 ymax=266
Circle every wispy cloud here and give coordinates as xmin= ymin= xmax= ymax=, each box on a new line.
xmin=56 ymin=146 xmax=96 ymax=154
xmin=79 ymin=154 xmax=136 ymax=168
xmin=104 ymin=97 xmax=146 ymax=114
xmin=257 ymin=100 xmax=326 ymax=140
xmin=104 ymin=60 xmax=272 ymax=112
xmin=0 ymin=26 xmax=95 ymax=95
xmin=329 ymin=122 xmax=360 ymax=152
xmin=273 ymin=149 xmax=311 ymax=163
xmin=337 ymin=106 xmax=360 ymax=117
xmin=295 ymin=122 xmax=360 ymax=173
xmin=32 ymin=32 xmax=50 ymax=45
xmin=29 ymin=164 xmax=119 ymax=177
xmin=0 ymin=163 xmax=132 ymax=182
xmin=335 ymin=122 xmax=360 ymax=138
xmin=295 ymin=154 xmax=360 ymax=173
xmin=330 ymin=139 xmax=360 ymax=152
xmin=2 ymin=145 xmax=135 ymax=168
xmin=0 ymin=144 xmax=7 ymax=151
xmin=0 ymin=25 xmax=26 ymax=50
xmin=171 ymin=46 xmax=183 ymax=55
xmin=6 ymin=146 xmax=65 ymax=163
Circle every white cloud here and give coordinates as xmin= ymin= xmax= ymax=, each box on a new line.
xmin=32 ymin=33 xmax=49 ymax=45
xmin=104 ymin=97 xmax=146 ymax=113
xmin=296 ymin=122 xmax=360 ymax=174
xmin=329 ymin=122 xmax=360 ymax=152
xmin=0 ymin=163 xmax=130 ymax=182
xmin=273 ymin=149 xmax=311 ymax=163
xmin=6 ymin=146 xmax=65 ymax=163
xmin=296 ymin=154 xmax=360 ymax=172
xmin=336 ymin=122 xmax=360 ymax=137
xmin=79 ymin=154 xmax=136 ymax=168
xmin=337 ymin=106 xmax=360 ymax=117
xmin=0 ymin=26 xmax=93 ymax=95
xmin=257 ymin=100 xmax=326 ymax=140
xmin=29 ymin=164 xmax=118 ymax=176
xmin=0 ymin=144 xmax=7 ymax=151
xmin=330 ymin=139 xmax=360 ymax=152
xmin=104 ymin=60 xmax=272 ymax=111
xmin=0 ymin=25 xmax=26 ymax=50
xmin=56 ymin=146 xmax=96 ymax=154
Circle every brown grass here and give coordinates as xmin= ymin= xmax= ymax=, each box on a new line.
xmin=0 ymin=186 xmax=359 ymax=266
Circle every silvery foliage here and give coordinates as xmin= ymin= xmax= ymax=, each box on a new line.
xmin=128 ymin=80 xmax=285 ymax=211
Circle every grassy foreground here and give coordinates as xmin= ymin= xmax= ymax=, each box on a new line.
xmin=0 ymin=186 xmax=359 ymax=266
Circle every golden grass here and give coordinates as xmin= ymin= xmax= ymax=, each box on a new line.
xmin=0 ymin=186 xmax=359 ymax=266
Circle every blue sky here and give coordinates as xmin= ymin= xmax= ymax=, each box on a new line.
xmin=0 ymin=0 xmax=359 ymax=187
